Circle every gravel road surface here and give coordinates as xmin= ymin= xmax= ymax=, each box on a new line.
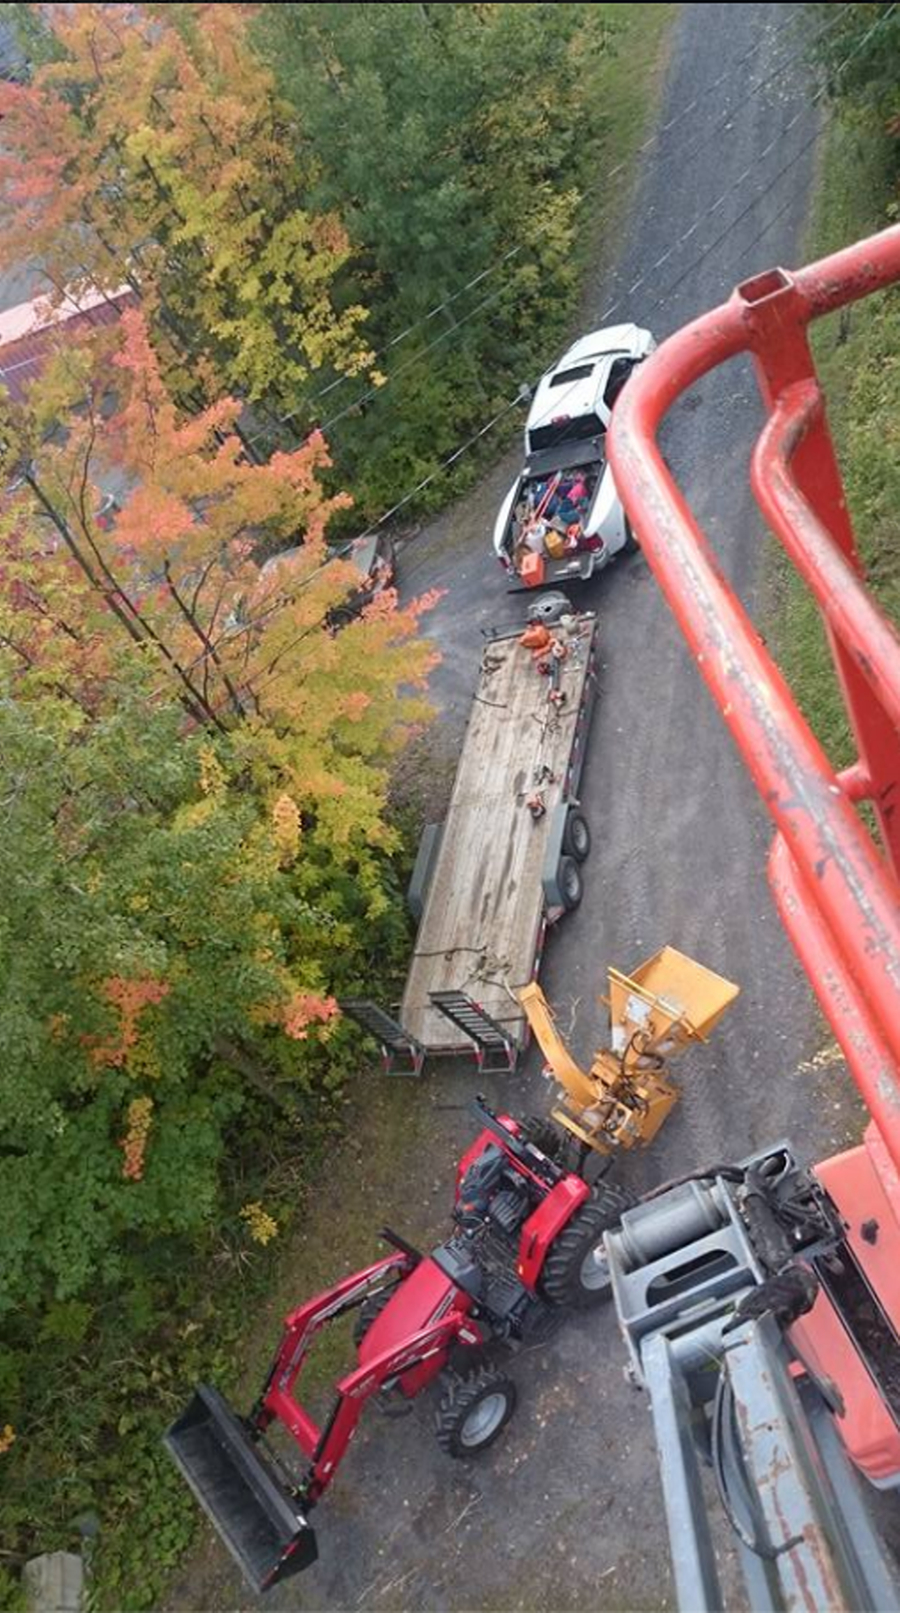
xmin=176 ymin=8 xmax=873 ymax=1610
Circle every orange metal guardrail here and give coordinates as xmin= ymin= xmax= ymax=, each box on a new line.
xmin=608 ymin=227 xmax=900 ymax=1172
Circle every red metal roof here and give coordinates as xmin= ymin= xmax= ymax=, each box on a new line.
xmin=0 ymin=288 xmax=137 ymax=403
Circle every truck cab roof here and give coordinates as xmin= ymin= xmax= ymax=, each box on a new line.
xmin=525 ymin=323 xmax=653 ymax=450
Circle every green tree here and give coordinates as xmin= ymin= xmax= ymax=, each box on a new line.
xmin=814 ymin=2 xmax=900 ymax=122
xmin=254 ymin=2 xmax=618 ymax=513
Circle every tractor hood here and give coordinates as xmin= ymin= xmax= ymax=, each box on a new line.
xmin=357 ymin=1257 xmax=463 ymax=1364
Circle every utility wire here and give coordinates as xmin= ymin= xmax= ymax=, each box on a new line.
xmin=155 ymin=5 xmax=894 ymax=703
xmin=245 ymin=3 xmax=849 ymax=452
xmin=304 ymin=2 xmax=817 ymax=412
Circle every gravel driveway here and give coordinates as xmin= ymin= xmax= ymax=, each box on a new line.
xmin=178 ymin=8 xmax=860 ymax=1610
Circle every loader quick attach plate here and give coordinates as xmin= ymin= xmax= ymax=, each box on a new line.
xmin=164 ymin=1384 xmax=318 ymax=1593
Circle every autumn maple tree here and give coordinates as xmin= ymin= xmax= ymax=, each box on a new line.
xmin=0 ymin=3 xmax=374 ymax=429
xmin=0 ymin=300 xmax=438 ymax=1301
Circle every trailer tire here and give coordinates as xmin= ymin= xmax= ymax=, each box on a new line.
xmin=562 ymin=810 xmax=591 ymax=862
xmin=540 ymin=1183 xmax=635 ymax=1308
xmin=558 ymin=855 xmax=583 ymax=911
xmin=353 ymin=1283 xmax=399 ymax=1348
xmin=526 ymin=591 xmax=571 ymax=627
xmin=435 ymin=1365 xmax=517 ymax=1457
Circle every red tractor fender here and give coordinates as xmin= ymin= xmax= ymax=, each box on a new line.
xmin=516 ymin=1176 xmax=590 ymax=1291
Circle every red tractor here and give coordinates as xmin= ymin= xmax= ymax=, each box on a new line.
xmin=165 ymin=1099 xmax=631 ymax=1593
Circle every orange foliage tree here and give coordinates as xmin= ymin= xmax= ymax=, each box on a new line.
xmin=0 ymin=306 xmax=438 ymax=1314
xmin=0 ymin=3 xmax=373 ymax=428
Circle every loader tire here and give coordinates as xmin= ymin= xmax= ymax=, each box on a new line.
xmin=518 ymin=1115 xmax=567 ymax=1165
xmin=353 ymin=1283 xmax=399 ymax=1348
xmin=435 ymin=1365 xmax=517 ymax=1458
xmin=540 ymin=1183 xmax=635 ymax=1309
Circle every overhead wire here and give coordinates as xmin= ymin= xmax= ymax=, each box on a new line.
xmin=301 ymin=1 xmax=816 ymax=414
xmin=159 ymin=5 xmax=891 ymax=705
xmin=244 ymin=2 xmax=850 ymax=453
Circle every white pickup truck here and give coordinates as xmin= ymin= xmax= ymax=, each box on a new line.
xmin=494 ymin=323 xmax=655 ymax=589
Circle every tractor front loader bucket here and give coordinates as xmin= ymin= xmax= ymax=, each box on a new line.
xmin=164 ymin=1385 xmax=317 ymax=1594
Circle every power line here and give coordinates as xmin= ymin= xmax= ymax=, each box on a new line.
xmin=304 ymin=3 xmax=815 ymax=413
xmin=245 ymin=3 xmax=849 ymax=453
xmin=198 ymin=112 xmax=831 ymax=689
xmin=159 ymin=5 xmax=892 ymax=703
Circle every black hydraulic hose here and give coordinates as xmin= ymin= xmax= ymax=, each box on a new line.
xmin=640 ymin=1163 xmax=746 ymax=1204
xmin=711 ymin=1371 xmax=803 ymax=1560
xmin=710 ymin=1372 xmax=780 ymax=1559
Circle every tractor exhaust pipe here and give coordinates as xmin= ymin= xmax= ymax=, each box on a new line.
xmin=164 ymin=1385 xmax=318 ymax=1593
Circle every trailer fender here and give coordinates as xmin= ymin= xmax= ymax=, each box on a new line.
xmin=407 ymin=821 xmax=444 ymax=924
xmin=542 ymin=802 xmax=588 ymax=915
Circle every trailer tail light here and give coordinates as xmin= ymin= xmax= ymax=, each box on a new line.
xmin=608 ymin=226 xmax=900 ymax=1175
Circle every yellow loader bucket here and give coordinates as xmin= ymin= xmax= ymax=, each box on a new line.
xmin=607 ymin=946 xmax=739 ymax=1060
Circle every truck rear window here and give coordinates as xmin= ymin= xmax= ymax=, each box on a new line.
xmin=550 ymin=364 xmax=594 ymax=386
xmin=528 ymin=413 xmax=603 ymax=453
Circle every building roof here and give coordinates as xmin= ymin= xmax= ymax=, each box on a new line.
xmin=0 ymin=286 xmax=135 ymax=403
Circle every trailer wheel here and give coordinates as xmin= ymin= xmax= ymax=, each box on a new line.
xmin=540 ymin=1183 xmax=635 ymax=1308
xmin=558 ymin=855 xmax=583 ymax=911
xmin=353 ymin=1283 xmax=399 ymax=1348
xmin=435 ymin=1365 xmax=517 ymax=1457
xmin=562 ymin=810 xmax=591 ymax=862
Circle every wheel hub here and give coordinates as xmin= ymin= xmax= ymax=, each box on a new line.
xmin=460 ymin=1391 xmax=507 ymax=1447
xmin=579 ymin=1241 xmax=610 ymax=1291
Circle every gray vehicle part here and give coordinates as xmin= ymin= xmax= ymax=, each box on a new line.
xmin=542 ymin=802 xmax=589 ymax=912
xmin=605 ymin=1151 xmax=900 ymax=1613
xmin=407 ymin=821 xmax=444 ymax=924
xmin=526 ymin=591 xmax=572 ymax=626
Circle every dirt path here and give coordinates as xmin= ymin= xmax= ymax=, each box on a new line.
xmin=170 ymin=8 xmax=850 ymax=1610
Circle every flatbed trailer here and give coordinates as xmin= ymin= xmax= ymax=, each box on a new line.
xmin=343 ymin=609 xmax=599 ymax=1072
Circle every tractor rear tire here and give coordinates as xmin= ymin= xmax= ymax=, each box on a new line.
xmin=435 ymin=1365 xmax=517 ymax=1458
xmin=540 ymin=1183 xmax=635 ymax=1309
xmin=518 ymin=1115 xmax=567 ymax=1165
xmin=353 ymin=1283 xmax=399 ymax=1348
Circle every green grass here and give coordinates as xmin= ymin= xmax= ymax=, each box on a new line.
xmin=773 ymin=113 xmax=900 ymax=761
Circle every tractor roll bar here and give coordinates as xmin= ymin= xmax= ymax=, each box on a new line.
xmin=608 ymin=227 xmax=900 ymax=1171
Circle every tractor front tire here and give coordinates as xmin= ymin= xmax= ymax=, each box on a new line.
xmin=353 ymin=1283 xmax=399 ymax=1348
xmin=540 ymin=1183 xmax=635 ymax=1309
xmin=435 ymin=1366 xmax=517 ymax=1458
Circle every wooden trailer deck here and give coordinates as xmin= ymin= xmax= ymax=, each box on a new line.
xmin=401 ymin=614 xmax=598 ymax=1052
